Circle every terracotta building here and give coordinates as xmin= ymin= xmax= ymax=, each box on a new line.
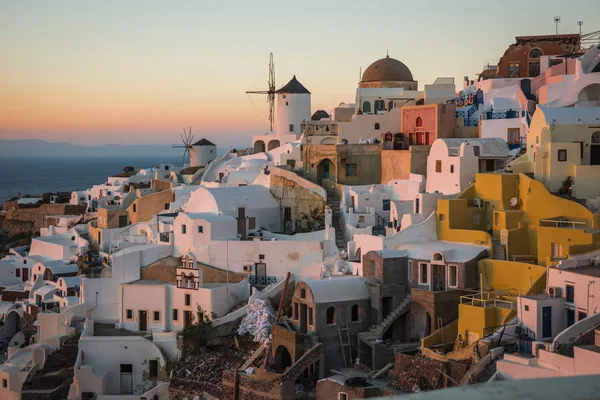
xmin=495 ymin=34 xmax=581 ymax=78
xmin=400 ymin=103 xmax=456 ymax=146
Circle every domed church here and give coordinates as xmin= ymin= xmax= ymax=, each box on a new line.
xmin=355 ymin=55 xmax=420 ymax=115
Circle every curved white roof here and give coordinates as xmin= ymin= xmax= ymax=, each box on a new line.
xmin=435 ymin=138 xmax=510 ymax=158
xmin=185 ymin=185 xmax=278 ymax=214
xmin=303 ymin=277 xmax=369 ymax=303
xmin=538 ymin=104 xmax=600 ymax=125
xmin=388 ymin=240 xmax=488 ymax=262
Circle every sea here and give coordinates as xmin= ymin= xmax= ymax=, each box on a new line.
xmin=0 ymin=156 xmax=182 ymax=204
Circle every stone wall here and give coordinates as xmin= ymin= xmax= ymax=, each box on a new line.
xmin=380 ymin=146 xmax=429 ymax=183
xmin=3 ymin=204 xmax=86 ymax=235
xmin=389 ymin=352 xmax=470 ymax=391
xmin=316 ymin=378 xmax=382 ymax=399
xmin=269 ymin=168 xmax=326 ymax=233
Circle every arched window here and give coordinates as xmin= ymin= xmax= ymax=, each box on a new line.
xmin=351 ymin=305 xmax=360 ymax=322
xmin=326 ymin=307 xmax=336 ymax=325
xmin=592 ymin=131 xmax=600 ymax=144
xmin=416 ymin=117 xmax=423 ymax=128
xmin=362 ymin=101 xmax=371 ymax=113
xmin=374 ymin=123 xmax=380 ymax=130
xmin=529 ymin=48 xmax=542 ymax=59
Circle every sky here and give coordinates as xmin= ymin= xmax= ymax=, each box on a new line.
xmin=1 ymin=0 xmax=599 ymax=149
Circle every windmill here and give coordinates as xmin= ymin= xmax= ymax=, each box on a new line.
xmin=173 ymin=126 xmax=194 ymax=167
xmin=246 ymin=53 xmax=276 ymax=133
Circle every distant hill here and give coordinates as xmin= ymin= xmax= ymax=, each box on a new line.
xmin=0 ymin=139 xmax=226 ymax=158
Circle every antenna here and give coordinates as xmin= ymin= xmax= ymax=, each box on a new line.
xmin=246 ymin=53 xmax=276 ymax=133
xmin=577 ymin=21 xmax=583 ymax=35
xmin=554 ymin=16 xmax=561 ymax=35
xmin=172 ymin=126 xmax=194 ymax=167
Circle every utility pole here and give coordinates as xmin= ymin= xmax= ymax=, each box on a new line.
xmin=577 ymin=21 xmax=583 ymax=35
xmin=554 ymin=16 xmax=561 ymax=35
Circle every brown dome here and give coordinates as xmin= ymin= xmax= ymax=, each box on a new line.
xmin=361 ymin=55 xmax=414 ymax=82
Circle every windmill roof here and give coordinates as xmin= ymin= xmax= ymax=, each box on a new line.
xmin=193 ymin=138 xmax=216 ymax=146
xmin=276 ymin=76 xmax=311 ymax=94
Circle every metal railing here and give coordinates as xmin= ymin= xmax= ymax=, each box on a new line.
xmin=249 ymin=275 xmax=277 ymax=285
xmin=460 ymin=292 xmax=515 ymax=310
xmin=539 ymin=219 xmax=587 ymax=230
xmin=481 ymin=110 xmax=520 ymax=120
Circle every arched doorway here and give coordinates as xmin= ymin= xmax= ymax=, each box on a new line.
xmin=274 ymin=345 xmax=293 ymax=373
xmin=316 ymin=158 xmax=335 ymax=185
xmin=3 ymin=311 xmax=21 ymax=339
xmin=254 ymin=140 xmax=266 ymax=153
xmin=268 ymin=139 xmax=280 ymax=151
xmin=591 ymin=131 xmax=600 ymax=165
xmin=578 ymin=84 xmax=600 ymax=106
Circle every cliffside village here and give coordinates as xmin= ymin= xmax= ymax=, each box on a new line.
xmin=1 ymin=32 xmax=600 ymax=400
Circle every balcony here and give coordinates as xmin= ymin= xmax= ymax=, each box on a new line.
xmin=480 ymin=110 xmax=522 ymax=120
xmin=539 ymin=218 xmax=588 ymax=230
xmin=249 ymin=275 xmax=277 ymax=285
xmin=460 ymin=291 xmax=515 ymax=310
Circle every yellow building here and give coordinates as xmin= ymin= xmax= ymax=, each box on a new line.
xmin=507 ymin=105 xmax=600 ymax=200
xmin=456 ymin=259 xmax=547 ymax=345
xmin=97 ymin=180 xmax=174 ymax=229
xmin=437 ymin=173 xmax=600 ymax=266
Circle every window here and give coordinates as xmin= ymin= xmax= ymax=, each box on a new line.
xmin=374 ymin=123 xmax=380 ymax=130
xmin=326 ymin=307 xmax=336 ymax=325
xmin=301 ymin=288 xmax=306 ymax=299
xmin=351 ymin=304 xmax=360 ymax=322
xmin=450 ymin=165 xmax=455 ymax=173
xmin=566 ymin=285 xmax=575 ymax=303
xmin=408 ymin=260 xmax=412 ymax=282
xmin=529 ymin=48 xmax=542 ymax=59
xmin=285 ymin=101 xmax=288 ymax=106
xmin=578 ymin=311 xmax=587 ymax=321
xmin=308 ymin=307 xmax=314 ymax=326
xmin=259 ymin=254 xmax=265 ymax=260
xmin=508 ymin=62 xmax=520 ymax=78
xmin=185 ymin=294 xmax=191 ymax=306
xmin=289 ymin=124 xmax=294 ymax=132
xmin=294 ymin=302 xmax=298 ymax=320
xmin=507 ymin=128 xmax=520 ymax=144
xmin=173 ymin=309 xmax=179 ymax=321
xmin=149 ymin=360 xmax=158 ymax=379
xmin=339 ymin=393 xmax=348 ymax=400
xmin=165 ymin=165 xmax=169 ymax=170
xmin=132 ymin=204 xmax=137 ymax=213
xmin=358 ymin=215 xmax=365 ymax=223
xmin=374 ymin=100 xmax=385 ymax=112
xmin=126 ymin=309 xmax=133 ymax=320
xmin=181 ymin=224 xmax=187 ymax=234
xmin=15 ymin=269 xmax=20 ymax=278
xmin=2 ymin=379 xmax=6 ymax=388
xmin=383 ymin=199 xmax=391 ymax=211
xmin=439 ymin=214 xmax=445 ymax=221
xmin=284 ymin=207 xmax=292 ymax=219
xmin=369 ymin=260 xmax=375 ymax=275
xmin=473 ymin=213 xmax=480 ymax=225
xmin=435 ymin=160 xmax=442 ymax=173
xmin=567 ymin=309 xmax=575 ymax=326
xmin=388 ymin=101 xmax=394 ymax=110
xmin=416 ymin=117 xmax=423 ymax=128
xmin=524 ymin=305 xmax=530 ymax=311
xmin=558 ymin=149 xmax=567 ymax=162
xmin=198 ymin=226 xmax=203 ymax=233
xmin=419 ymin=263 xmax=428 ymax=284
xmin=249 ymin=217 xmax=256 ymax=230
xmin=346 ymin=163 xmax=357 ymax=177
xmin=448 ymin=264 xmax=457 ymax=287
xmin=473 ymin=146 xmax=480 ymax=156
xmin=153 ymin=311 xmax=160 ymax=322
xmin=362 ymin=101 xmax=371 ymax=113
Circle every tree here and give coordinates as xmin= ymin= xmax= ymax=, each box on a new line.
xmin=178 ymin=306 xmax=215 ymax=355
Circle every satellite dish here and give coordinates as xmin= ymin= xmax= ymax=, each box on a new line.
xmin=509 ymin=197 xmax=518 ymax=207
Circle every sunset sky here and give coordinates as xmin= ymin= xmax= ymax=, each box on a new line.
xmin=1 ymin=0 xmax=598 ymax=148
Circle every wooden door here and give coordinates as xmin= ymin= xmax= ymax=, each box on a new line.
xmin=139 ymin=310 xmax=147 ymax=331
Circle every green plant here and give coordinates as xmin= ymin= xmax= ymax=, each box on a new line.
xmin=177 ymin=306 xmax=215 ymax=355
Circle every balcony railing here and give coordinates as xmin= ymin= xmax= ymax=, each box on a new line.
xmin=159 ymin=232 xmax=171 ymax=243
xmin=460 ymin=292 xmax=515 ymax=310
xmin=249 ymin=275 xmax=277 ymax=285
xmin=481 ymin=110 xmax=522 ymax=120
xmin=539 ymin=219 xmax=588 ymax=230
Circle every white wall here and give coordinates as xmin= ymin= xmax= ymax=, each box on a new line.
xmin=118 ymin=284 xmax=171 ymax=332
xmin=548 ymin=268 xmax=600 ymax=321
xmin=518 ymin=296 xmax=566 ymax=340
xmin=276 ymin=92 xmax=311 ymax=140
xmin=190 ymin=144 xmax=216 ymax=167
xmin=426 ymin=140 xmax=478 ymax=195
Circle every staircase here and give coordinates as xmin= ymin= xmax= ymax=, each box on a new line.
xmin=327 ymin=193 xmax=347 ymax=251
xmin=359 ymin=296 xmax=411 ymax=347
xmin=492 ymin=239 xmax=505 ymax=260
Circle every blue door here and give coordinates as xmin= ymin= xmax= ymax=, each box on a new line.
xmin=542 ymin=306 xmax=552 ymax=338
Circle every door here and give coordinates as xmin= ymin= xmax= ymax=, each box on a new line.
xmin=591 ymin=144 xmax=600 ymax=165
xmin=184 ymin=310 xmax=193 ymax=328
xmin=118 ymin=215 xmax=128 ymax=228
xmin=284 ymin=207 xmax=292 ymax=234
xmin=542 ymin=306 xmax=552 ymax=338
xmin=567 ymin=309 xmax=575 ymax=326
xmin=98 ymin=231 xmax=102 ymax=245
xmin=237 ymin=207 xmax=246 ymax=240
xmin=22 ymin=268 xmax=29 ymax=282
xmin=300 ymin=304 xmax=307 ymax=333
xmin=139 ymin=310 xmax=147 ymax=331
xmin=120 ymin=364 xmax=133 ymax=394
